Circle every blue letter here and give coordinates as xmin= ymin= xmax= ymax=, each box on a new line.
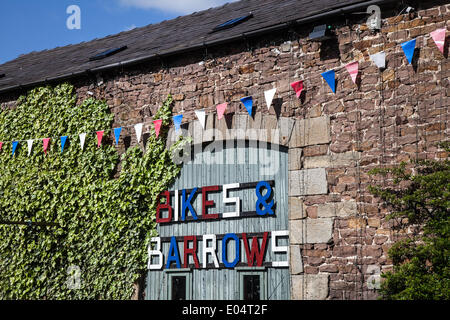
xmin=222 ymin=233 xmax=240 ymax=268
xmin=166 ymin=236 xmax=181 ymax=269
xmin=182 ymin=188 xmax=198 ymax=221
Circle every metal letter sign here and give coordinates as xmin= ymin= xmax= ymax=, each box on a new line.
xmin=149 ymin=181 xmax=289 ymax=269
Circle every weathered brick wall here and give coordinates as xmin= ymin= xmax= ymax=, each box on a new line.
xmin=1 ymin=1 xmax=448 ymax=300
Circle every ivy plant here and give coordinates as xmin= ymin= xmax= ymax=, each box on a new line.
xmin=0 ymin=83 xmax=185 ymax=299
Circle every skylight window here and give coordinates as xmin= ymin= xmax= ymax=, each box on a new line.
xmin=211 ymin=13 xmax=253 ymax=33
xmin=89 ymin=46 xmax=127 ymax=61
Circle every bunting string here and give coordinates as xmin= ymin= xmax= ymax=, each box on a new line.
xmin=0 ymin=27 xmax=446 ymax=156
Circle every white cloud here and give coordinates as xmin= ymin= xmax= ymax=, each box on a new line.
xmin=124 ymin=24 xmax=137 ymax=31
xmin=119 ymin=0 xmax=238 ymax=15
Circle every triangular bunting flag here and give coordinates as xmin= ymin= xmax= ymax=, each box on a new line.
xmin=194 ymin=109 xmax=206 ymax=129
xmin=27 ymin=139 xmax=33 ymax=156
xmin=401 ymin=39 xmax=416 ymax=64
xmin=0 ymin=141 xmax=3 ymax=152
xmin=96 ymin=131 xmax=104 ymax=148
xmin=173 ymin=114 xmax=183 ymax=132
xmin=264 ymin=88 xmax=276 ymax=110
xmin=134 ymin=123 xmax=143 ymax=143
xmin=79 ymin=133 xmax=86 ymax=151
xmin=240 ymin=96 xmax=253 ymax=116
xmin=12 ymin=141 xmax=18 ymax=156
xmin=153 ymin=119 xmax=163 ymax=138
xmin=370 ymin=51 xmax=386 ymax=69
xmin=321 ymin=70 xmax=336 ymax=93
xmin=345 ymin=61 xmax=359 ymax=84
xmin=430 ymin=28 xmax=446 ymax=53
xmin=216 ymin=103 xmax=227 ymax=120
xmin=290 ymin=80 xmax=304 ymax=98
xmin=113 ymin=127 xmax=122 ymax=146
xmin=43 ymin=138 xmax=50 ymax=154
xmin=61 ymin=136 xmax=68 ymax=153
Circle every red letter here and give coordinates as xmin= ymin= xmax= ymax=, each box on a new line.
xmin=242 ymin=232 xmax=269 ymax=266
xmin=156 ymin=190 xmax=172 ymax=223
xmin=202 ymin=185 xmax=219 ymax=219
xmin=183 ymin=236 xmax=200 ymax=268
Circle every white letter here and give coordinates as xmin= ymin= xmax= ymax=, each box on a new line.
xmin=202 ymin=234 xmax=219 ymax=268
xmin=222 ymin=183 xmax=240 ymax=218
xmin=148 ymin=237 xmax=163 ymax=270
xmin=271 ymin=230 xmax=289 ymax=267
xmin=66 ymin=5 xmax=81 ymax=30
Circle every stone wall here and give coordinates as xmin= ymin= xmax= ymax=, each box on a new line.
xmin=1 ymin=1 xmax=449 ymax=300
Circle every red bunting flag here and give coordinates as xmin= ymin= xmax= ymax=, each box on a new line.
xmin=345 ymin=61 xmax=359 ymax=84
xmin=96 ymin=131 xmax=104 ymax=148
xmin=290 ymin=80 xmax=304 ymax=98
xmin=216 ymin=103 xmax=227 ymax=120
xmin=153 ymin=119 xmax=163 ymax=138
xmin=43 ymin=138 xmax=50 ymax=154
xmin=430 ymin=28 xmax=446 ymax=54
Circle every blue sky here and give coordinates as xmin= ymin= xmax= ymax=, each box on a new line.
xmin=0 ymin=0 xmax=237 ymax=64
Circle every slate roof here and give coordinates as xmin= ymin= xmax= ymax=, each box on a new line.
xmin=0 ymin=0 xmax=390 ymax=93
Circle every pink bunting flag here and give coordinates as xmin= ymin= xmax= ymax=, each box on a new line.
xmin=43 ymin=138 xmax=50 ymax=154
xmin=216 ymin=103 xmax=227 ymax=120
xmin=96 ymin=131 xmax=104 ymax=148
xmin=430 ymin=28 xmax=446 ymax=53
xmin=290 ymin=80 xmax=304 ymax=98
xmin=153 ymin=119 xmax=163 ymax=138
xmin=0 ymin=142 xmax=3 ymax=152
xmin=345 ymin=61 xmax=359 ymax=84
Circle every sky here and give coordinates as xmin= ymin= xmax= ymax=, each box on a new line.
xmin=0 ymin=0 xmax=238 ymax=64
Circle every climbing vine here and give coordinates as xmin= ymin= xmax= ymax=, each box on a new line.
xmin=0 ymin=83 xmax=185 ymax=299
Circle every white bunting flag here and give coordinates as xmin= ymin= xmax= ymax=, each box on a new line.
xmin=134 ymin=123 xmax=143 ymax=143
xmin=370 ymin=51 xmax=386 ymax=69
xmin=264 ymin=88 xmax=277 ymax=110
xmin=79 ymin=133 xmax=86 ymax=151
xmin=27 ymin=139 xmax=34 ymax=156
xmin=194 ymin=109 xmax=206 ymax=129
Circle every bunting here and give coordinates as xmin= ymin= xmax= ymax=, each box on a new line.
xmin=345 ymin=61 xmax=359 ymax=84
xmin=96 ymin=131 xmax=104 ymax=148
xmin=61 ymin=136 xmax=68 ymax=153
xmin=12 ymin=141 xmax=18 ymax=156
xmin=43 ymin=138 xmax=50 ymax=154
xmin=27 ymin=139 xmax=33 ymax=156
xmin=134 ymin=123 xmax=143 ymax=143
xmin=194 ymin=109 xmax=206 ymax=129
xmin=79 ymin=133 xmax=86 ymax=151
xmin=216 ymin=103 xmax=227 ymax=120
xmin=173 ymin=115 xmax=183 ymax=132
xmin=114 ymin=127 xmax=122 ymax=146
xmin=401 ymin=39 xmax=416 ymax=64
xmin=370 ymin=51 xmax=386 ymax=69
xmin=0 ymin=141 xmax=3 ymax=152
xmin=240 ymin=96 xmax=253 ymax=116
xmin=290 ymin=80 xmax=304 ymax=98
xmin=153 ymin=119 xmax=163 ymax=138
xmin=321 ymin=70 xmax=336 ymax=93
xmin=430 ymin=28 xmax=446 ymax=53
xmin=264 ymin=88 xmax=276 ymax=110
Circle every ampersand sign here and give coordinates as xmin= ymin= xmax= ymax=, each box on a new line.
xmin=255 ymin=181 xmax=274 ymax=216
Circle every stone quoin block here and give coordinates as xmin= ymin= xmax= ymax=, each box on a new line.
xmin=316 ymin=201 xmax=358 ymax=218
xmin=288 ymin=148 xmax=303 ymax=171
xmin=290 ymin=245 xmax=303 ymax=275
xmin=288 ymin=197 xmax=305 ymax=220
xmin=304 ymin=155 xmax=331 ymax=169
xmin=289 ymin=218 xmax=334 ymax=244
xmin=289 ymin=116 xmax=331 ymax=148
xmin=289 ymin=168 xmax=328 ymax=196
xmin=291 ymin=274 xmax=329 ymax=300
